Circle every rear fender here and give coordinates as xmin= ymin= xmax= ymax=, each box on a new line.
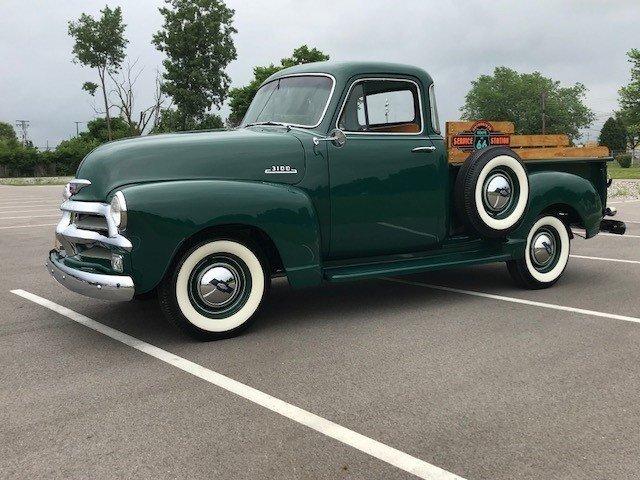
xmin=511 ymin=170 xmax=603 ymax=242
xmin=121 ymin=180 xmax=321 ymax=293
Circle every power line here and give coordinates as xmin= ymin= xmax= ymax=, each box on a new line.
xmin=74 ymin=121 xmax=85 ymax=136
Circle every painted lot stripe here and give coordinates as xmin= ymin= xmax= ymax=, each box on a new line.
xmin=574 ymin=230 xmax=640 ymax=240
xmin=10 ymin=289 xmax=465 ymax=480
xmin=0 ymin=200 xmax=61 ymax=206
xmin=0 ymin=223 xmax=57 ymax=230
xmin=0 ymin=205 xmax=59 ymax=211
xmin=0 ymin=209 xmax=59 ymax=215
xmin=600 ymin=232 xmax=640 ymax=239
xmin=571 ymin=254 xmax=640 ymax=265
xmin=609 ymin=199 xmax=640 ymax=205
xmin=385 ymin=279 xmax=640 ymax=325
xmin=0 ymin=214 xmax=59 ymax=220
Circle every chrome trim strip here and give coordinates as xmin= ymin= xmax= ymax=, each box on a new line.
xmin=63 ymin=179 xmax=92 ymax=200
xmin=58 ymin=200 xmax=132 ymax=250
xmin=247 ymin=73 xmax=336 ymax=129
xmin=56 ymin=223 xmax=133 ymax=250
xmin=335 ymin=77 xmax=425 ymax=136
xmin=46 ymin=250 xmax=134 ymax=302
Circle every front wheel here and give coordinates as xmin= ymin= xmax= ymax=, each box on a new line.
xmin=506 ymin=216 xmax=571 ymax=289
xmin=158 ymin=239 xmax=269 ymax=340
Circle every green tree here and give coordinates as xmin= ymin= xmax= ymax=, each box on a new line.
xmin=152 ymin=109 xmax=224 ymax=133
xmin=228 ymin=45 xmax=330 ymax=126
xmin=618 ymin=49 xmax=640 ymax=150
xmin=68 ymin=6 xmax=128 ymax=141
xmin=52 ymin=136 xmax=101 ymax=175
xmin=461 ymin=66 xmax=595 ymax=140
xmin=0 ymin=122 xmax=18 ymax=144
xmin=599 ymin=117 xmax=627 ymax=153
xmin=153 ymin=0 xmax=237 ymax=131
xmin=82 ymin=117 xmax=133 ymax=143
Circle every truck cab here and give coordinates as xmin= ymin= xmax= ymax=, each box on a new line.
xmin=48 ymin=61 xmax=623 ymax=340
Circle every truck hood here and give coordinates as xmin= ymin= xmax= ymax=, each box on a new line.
xmin=73 ymin=128 xmax=306 ymax=201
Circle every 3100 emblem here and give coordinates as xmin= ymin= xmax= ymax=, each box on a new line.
xmin=265 ymin=165 xmax=298 ymax=174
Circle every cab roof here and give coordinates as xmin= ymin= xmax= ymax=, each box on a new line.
xmin=264 ymin=61 xmax=434 ymax=89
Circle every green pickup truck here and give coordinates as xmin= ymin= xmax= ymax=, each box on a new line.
xmin=48 ymin=61 xmax=625 ymax=339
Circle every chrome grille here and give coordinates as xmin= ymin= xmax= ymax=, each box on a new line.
xmin=55 ymin=200 xmax=132 ymax=253
xmin=73 ymin=213 xmax=109 ymax=233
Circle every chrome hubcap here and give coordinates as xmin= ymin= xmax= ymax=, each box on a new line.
xmin=530 ymin=232 xmax=556 ymax=267
xmin=196 ymin=264 xmax=240 ymax=308
xmin=484 ymin=173 xmax=512 ymax=212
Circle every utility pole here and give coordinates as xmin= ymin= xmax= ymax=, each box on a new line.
xmin=15 ymin=120 xmax=30 ymax=146
xmin=74 ymin=121 xmax=85 ymax=136
xmin=540 ymin=90 xmax=547 ymax=136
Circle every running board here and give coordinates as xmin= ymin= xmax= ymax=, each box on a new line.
xmin=323 ymin=251 xmax=512 ymax=282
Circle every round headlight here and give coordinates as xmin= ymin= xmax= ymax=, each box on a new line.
xmin=109 ymin=191 xmax=127 ymax=230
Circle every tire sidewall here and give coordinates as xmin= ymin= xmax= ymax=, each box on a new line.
xmin=456 ymin=147 xmax=529 ymax=238
xmin=173 ymin=239 xmax=266 ymax=333
xmin=524 ymin=216 xmax=570 ymax=284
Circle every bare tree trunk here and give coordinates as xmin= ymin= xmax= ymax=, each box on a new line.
xmin=99 ymin=66 xmax=113 ymax=140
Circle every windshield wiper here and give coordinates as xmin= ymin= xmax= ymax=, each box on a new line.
xmin=244 ymin=121 xmax=291 ymax=130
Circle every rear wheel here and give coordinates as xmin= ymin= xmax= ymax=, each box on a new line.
xmin=158 ymin=239 xmax=269 ymax=340
xmin=506 ymin=216 xmax=570 ymax=289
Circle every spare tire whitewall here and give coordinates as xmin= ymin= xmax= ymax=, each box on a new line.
xmin=159 ymin=239 xmax=268 ymax=340
xmin=455 ymin=147 xmax=530 ymax=238
xmin=474 ymin=155 xmax=529 ymax=231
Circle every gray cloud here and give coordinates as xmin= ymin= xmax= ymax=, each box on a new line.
xmin=1 ymin=0 xmax=637 ymax=148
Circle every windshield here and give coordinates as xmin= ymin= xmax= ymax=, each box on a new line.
xmin=242 ymin=75 xmax=334 ymax=128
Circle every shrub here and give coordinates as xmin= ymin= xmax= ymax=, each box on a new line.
xmin=616 ymin=153 xmax=633 ymax=168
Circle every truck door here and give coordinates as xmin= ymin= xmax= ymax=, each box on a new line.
xmin=328 ymin=77 xmax=447 ymax=259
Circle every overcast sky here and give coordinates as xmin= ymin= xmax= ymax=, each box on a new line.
xmin=1 ymin=0 xmax=638 ymax=148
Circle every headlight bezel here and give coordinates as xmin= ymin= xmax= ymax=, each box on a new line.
xmin=109 ymin=191 xmax=128 ymax=231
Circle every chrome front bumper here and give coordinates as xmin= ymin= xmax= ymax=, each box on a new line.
xmin=46 ymin=250 xmax=135 ymax=301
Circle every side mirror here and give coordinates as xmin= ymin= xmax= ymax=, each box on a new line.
xmin=313 ymin=128 xmax=347 ymax=148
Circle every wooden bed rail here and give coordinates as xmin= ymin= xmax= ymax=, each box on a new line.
xmin=445 ymin=120 xmax=610 ymax=164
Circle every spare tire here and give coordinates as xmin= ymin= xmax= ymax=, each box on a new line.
xmin=454 ymin=146 xmax=529 ymax=239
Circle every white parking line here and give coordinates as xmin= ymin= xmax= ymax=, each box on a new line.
xmin=0 ymin=223 xmax=57 ymax=230
xmin=0 ymin=214 xmax=60 ymax=220
xmin=571 ymin=254 xmax=640 ymax=265
xmin=0 ymin=200 xmax=60 ymax=206
xmin=599 ymin=232 xmax=640 ymax=239
xmin=10 ymin=289 xmax=465 ymax=480
xmin=609 ymin=199 xmax=640 ymax=204
xmin=0 ymin=209 xmax=59 ymax=215
xmin=0 ymin=204 xmax=59 ymax=211
xmin=385 ymin=279 xmax=640 ymax=325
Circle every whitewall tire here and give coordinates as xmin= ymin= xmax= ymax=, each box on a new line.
xmin=159 ymin=239 xmax=268 ymax=340
xmin=507 ymin=216 xmax=570 ymax=289
xmin=455 ymin=147 xmax=529 ymax=238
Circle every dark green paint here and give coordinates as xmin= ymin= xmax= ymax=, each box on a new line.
xmin=65 ymin=61 xmax=608 ymax=293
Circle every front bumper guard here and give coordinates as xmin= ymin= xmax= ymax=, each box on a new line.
xmin=46 ymin=250 xmax=135 ymax=302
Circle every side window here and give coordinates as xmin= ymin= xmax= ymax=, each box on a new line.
xmin=338 ymin=79 xmax=422 ymax=134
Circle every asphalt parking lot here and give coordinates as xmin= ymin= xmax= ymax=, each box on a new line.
xmin=1 ymin=185 xmax=640 ymax=480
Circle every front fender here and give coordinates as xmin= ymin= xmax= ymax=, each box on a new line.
xmin=121 ymin=180 xmax=321 ymax=293
xmin=512 ymin=171 xmax=603 ymax=241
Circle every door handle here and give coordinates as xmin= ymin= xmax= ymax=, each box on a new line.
xmin=411 ymin=146 xmax=436 ymax=153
